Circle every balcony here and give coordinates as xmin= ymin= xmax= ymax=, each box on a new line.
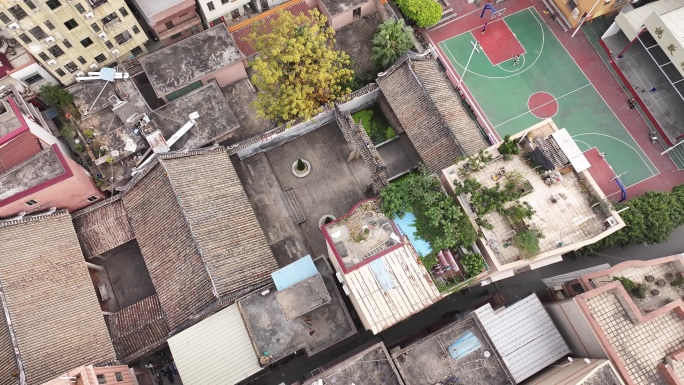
xmin=157 ymin=15 xmax=202 ymax=40
xmin=87 ymin=0 xmax=108 ymax=9
xmin=102 ymin=13 xmax=121 ymax=29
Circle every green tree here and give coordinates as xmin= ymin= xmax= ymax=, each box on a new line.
xmin=371 ymin=19 xmax=414 ymax=69
xmin=514 ymin=230 xmax=540 ymax=259
xmin=296 ymin=158 xmax=305 ymax=171
xmin=461 ymin=253 xmax=486 ymax=278
xmin=39 ymin=83 xmax=74 ymax=111
xmin=247 ymin=9 xmax=353 ymax=123
xmin=395 ymin=0 xmax=442 ymax=28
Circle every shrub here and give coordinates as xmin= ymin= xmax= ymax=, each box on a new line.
xmin=74 ymin=143 xmax=85 ymax=153
xmin=613 ymin=276 xmax=635 ymax=291
xmin=505 ymin=201 xmax=535 ymax=223
xmin=671 ymin=275 xmax=684 ymax=287
xmin=83 ymin=129 xmax=94 ymax=139
xmin=396 ymin=0 xmax=442 ymax=28
xmin=513 ymin=230 xmax=540 ymax=259
xmin=296 ymin=159 xmax=306 ymax=171
xmin=498 ymin=134 xmax=520 ymax=159
xmin=461 ymin=253 xmax=486 ymax=278
xmin=632 ymin=283 xmax=648 ymax=299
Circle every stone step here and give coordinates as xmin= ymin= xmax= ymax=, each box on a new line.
xmin=282 ymin=188 xmax=307 ymax=224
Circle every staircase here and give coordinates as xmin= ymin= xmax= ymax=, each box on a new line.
xmin=582 ymin=18 xmax=684 ymax=170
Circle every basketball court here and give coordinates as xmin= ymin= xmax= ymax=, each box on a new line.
xmin=432 ymin=7 xmax=657 ymax=189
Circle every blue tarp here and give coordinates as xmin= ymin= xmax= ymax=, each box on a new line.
xmin=448 ymin=330 xmax=481 ymax=360
xmin=393 ymin=212 xmax=432 ymax=257
xmin=271 ymin=255 xmax=318 ymax=291
xmin=369 ymin=258 xmax=395 ymax=291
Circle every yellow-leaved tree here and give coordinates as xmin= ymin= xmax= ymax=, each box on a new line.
xmin=247 ymin=9 xmax=354 ymax=123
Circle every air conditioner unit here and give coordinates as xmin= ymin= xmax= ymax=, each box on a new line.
xmin=98 ymin=32 xmax=107 ymax=40
xmin=44 ymin=36 xmax=55 ymax=44
xmin=75 ymin=71 xmax=85 ymax=77
xmin=8 ymin=22 xmax=20 ymax=31
xmin=46 ymin=59 xmax=57 ymax=66
xmin=89 ymin=63 xmax=98 ymax=70
xmin=85 ymin=12 xmax=95 ymax=19
xmin=111 ymin=49 xmax=120 ymax=56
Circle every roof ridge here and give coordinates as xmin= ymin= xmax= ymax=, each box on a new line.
xmin=0 ymin=209 xmax=69 ymax=228
xmin=71 ymin=195 xmax=122 ymax=218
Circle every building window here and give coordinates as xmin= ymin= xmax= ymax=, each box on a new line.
xmin=65 ymin=61 xmax=78 ymax=73
xmin=114 ymin=372 xmax=123 ymax=382
xmin=77 ymin=56 xmax=86 ymax=64
xmin=8 ymin=5 xmax=28 ymax=21
xmin=566 ymin=0 xmax=578 ymax=11
xmin=96 ymin=374 xmax=106 ymax=384
xmin=222 ymin=0 xmax=230 ymax=4
xmin=207 ymin=1 xmax=215 ymax=11
xmin=86 ymin=195 xmax=99 ymax=202
xmin=45 ymin=0 xmax=62 ymax=10
xmin=231 ymin=9 xmax=240 ymax=19
xmin=114 ymin=31 xmax=131 ymax=45
xmin=130 ymin=46 xmax=143 ymax=56
xmin=0 ymin=13 xmax=10 ymax=24
xmin=91 ymin=23 xmax=101 ymax=32
xmin=55 ymin=68 xmax=66 ymax=77
xmin=75 ymin=3 xmax=86 ymax=13
xmin=25 ymin=199 xmax=38 ymax=206
xmin=38 ymin=52 xmax=49 ymax=61
xmin=29 ymin=26 xmax=47 ymax=40
xmin=23 ymin=73 xmax=43 ymax=84
xmin=94 ymin=53 xmax=107 ymax=63
xmin=132 ymin=25 xmax=140 ymax=34
xmin=18 ymin=33 xmax=32 ymax=44
xmin=64 ymin=19 xmax=79 ymax=30
xmin=44 ymin=20 xmax=55 ymax=30
xmin=48 ymin=45 xmax=65 ymax=57
xmin=170 ymin=32 xmax=182 ymax=40
xmin=105 ymin=40 xmax=113 ymax=49
xmin=165 ymin=21 xmax=174 ymax=29
xmin=119 ymin=7 xmax=128 ymax=17
xmin=23 ymin=0 xmax=36 ymax=11
xmin=63 ymin=39 xmax=72 ymax=48
xmin=80 ymin=37 xmax=93 ymax=47
xmin=102 ymin=12 xmax=120 ymax=28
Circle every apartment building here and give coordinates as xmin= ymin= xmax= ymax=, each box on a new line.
xmin=0 ymin=0 xmax=149 ymax=86
xmin=128 ymin=0 xmax=203 ymax=46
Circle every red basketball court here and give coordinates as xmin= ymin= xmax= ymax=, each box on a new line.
xmin=474 ymin=20 xmax=525 ymax=66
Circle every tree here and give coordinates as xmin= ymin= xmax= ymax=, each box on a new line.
xmin=296 ymin=158 xmax=306 ymax=171
xmin=395 ymin=0 xmax=442 ymax=28
xmin=39 ymin=83 xmax=74 ymax=111
xmin=247 ymin=9 xmax=353 ymax=123
xmin=371 ymin=19 xmax=414 ymax=69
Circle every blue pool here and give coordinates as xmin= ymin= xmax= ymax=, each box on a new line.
xmin=393 ymin=212 xmax=433 ymax=257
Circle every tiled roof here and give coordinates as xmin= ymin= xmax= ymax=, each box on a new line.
xmin=123 ymin=149 xmax=278 ymax=331
xmin=108 ymin=295 xmax=170 ymax=362
xmin=0 ymin=313 xmax=18 ymax=385
xmin=228 ymin=0 xmax=311 ymax=57
xmin=377 ymin=55 xmax=488 ymax=173
xmin=72 ymin=196 xmax=135 ymax=259
xmin=0 ymin=212 xmax=116 ymax=384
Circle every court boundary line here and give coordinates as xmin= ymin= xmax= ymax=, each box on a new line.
xmin=527 ymin=91 xmax=559 ymax=119
xmin=572 ymin=132 xmax=659 ymax=177
xmin=526 ymin=7 xmax=660 ymax=181
xmin=497 ymin=53 xmax=526 ymax=73
xmin=494 ymin=84 xmax=591 ymax=128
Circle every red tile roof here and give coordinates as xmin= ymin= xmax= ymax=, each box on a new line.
xmin=228 ymin=0 xmax=312 ymax=57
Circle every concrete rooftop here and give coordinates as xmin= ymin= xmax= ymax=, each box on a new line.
xmin=237 ymin=257 xmax=356 ymax=362
xmin=319 ymin=0 xmax=369 ymax=16
xmin=275 ymin=273 xmax=331 ymax=320
xmin=324 ymin=200 xmax=401 ymax=270
xmin=0 ymin=100 xmax=21 ymax=138
xmin=303 ymin=342 xmax=404 ymax=385
xmin=392 ymin=314 xmax=513 ymax=385
xmin=135 ymin=0 xmax=187 ymax=19
xmin=219 ymin=78 xmax=275 ymax=146
xmin=0 ymin=146 xmax=65 ymax=201
xmin=139 ymin=26 xmax=245 ymax=96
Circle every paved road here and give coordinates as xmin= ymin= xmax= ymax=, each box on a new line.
xmin=249 ymin=226 xmax=684 ymax=385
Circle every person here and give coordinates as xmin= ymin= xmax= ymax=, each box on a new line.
xmin=513 ymin=55 xmax=520 ymax=66
xmin=650 ymin=132 xmax=658 ymax=143
xmin=628 ymin=98 xmax=635 ymax=109
xmin=481 ymin=22 xmax=488 ymax=34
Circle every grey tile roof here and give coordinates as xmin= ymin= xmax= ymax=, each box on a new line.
xmin=0 ymin=313 xmax=18 ymax=385
xmin=123 ymin=149 xmax=278 ymax=331
xmin=377 ymin=55 xmax=488 ymax=173
xmin=108 ymin=295 xmax=170 ymax=362
xmin=72 ymin=196 xmax=135 ymax=259
xmin=139 ymin=26 xmax=245 ymax=97
xmin=0 ymin=212 xmax=116 ymax=384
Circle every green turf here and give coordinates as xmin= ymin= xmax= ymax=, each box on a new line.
xmin=438 ymin=7 xmax=656 ymax=187
xmin=352 ymin=104 xmax=396 ymax=144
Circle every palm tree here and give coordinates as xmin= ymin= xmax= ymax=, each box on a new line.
xmin=371 ymin=20 xmax=414 ymax=70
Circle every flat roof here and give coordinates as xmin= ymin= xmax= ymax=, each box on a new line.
xmin=615 ymin=1 xmax=684 ymax=40
xmin=134 ymin=0 xmax=187 ymax=19
xmin=168 ymin=304 xmax=261 ymax=385
xmin=319 ymin=0 xmax=368 ymax=16
xmin=140 ymin=26 xmax=245 ymax=96
xmin=392 ymin=314 xmax=513 ymax=385
xmin=0 ymin=145 xmax=67 ymax=203
xmin=0 ymin=99 xmax=21 ymax=138
xmin=474 ymin=295 xmax=571 ymax=383
xmin=344 ymin=243 xmax=441 ymax=334
xmin=303 ymin=342 xmax=404 ymax=385
xmin=276 ymin=274 xmax=331 ymax=320
xmin=237 ymin=257 xmax=356 ymax=362
xmin=271 ymin=255 xmax=318 ymax=290
xmin=322 ymin=199 xmax=403 ymax=272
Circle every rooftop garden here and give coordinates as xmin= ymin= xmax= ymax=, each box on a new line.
xmin=351 ymin=104 xmax=396 ymax=145
xmin=612 ymin=265 xmax=684 ymax=312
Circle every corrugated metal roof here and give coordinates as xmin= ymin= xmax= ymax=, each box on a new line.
xmin=550 ymin=129 xmax=591 ymax=172
xmin=168 ymin=304 xmax=261 ymax=385
xmin=474 ymin=294 xmax=571 ymax=383
xmin=271 ymin=255 xmax=318 ymax=290
xmin=541 ymin=264 xmax=611 ymax=288
xmin=616 ymin=0 xmax=684 ymax=40
xmin=344 ymin=243 xmax=441 ymax=334
xmin=659 ymin=6 xmax=684 ymax=47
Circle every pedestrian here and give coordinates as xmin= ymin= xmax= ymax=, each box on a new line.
xmin=599 ymin=152 xmax=606 ymax=159
xmin=481 ymin=22 xmax=488 ymax=34
xmin=628 ymin=98 xmax=635 ymax=109
xmin=513 ymin=55 xmax=520 ymax=66
xmin=650 ymin=87 xmax=657 ymax=92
